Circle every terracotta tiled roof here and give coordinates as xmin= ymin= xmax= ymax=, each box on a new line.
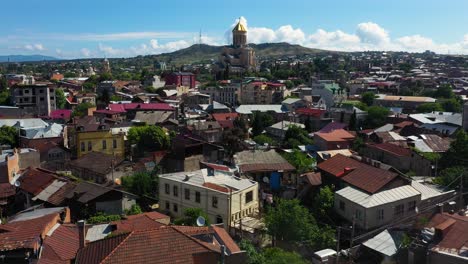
xmin=315 ymin=129 xmax=356 ymax=142
xmin=39 ymin=225 xmax=80 ymax=263
xmin=367 ymin=143 xmax=412 ymax=157
xmin=76 ymin=226 xmax=221 ymax=264
xmin=211 ymin=113 xmax=239 ymax=122
xmin=126 ymin=211 xmax=169 ymax=221
xmin=211 ymin=225 xmax=241 ymax=254
xmin=0 ymin=212 xmax=60 ymax=251
xmin=112 ymin=214 xmax=165 ymax=232
xmin=317 ymin=154 xmax=398 ymax=193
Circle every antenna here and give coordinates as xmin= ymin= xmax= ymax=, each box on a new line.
xmin=196 ymin=216 xmax=206 ymax=226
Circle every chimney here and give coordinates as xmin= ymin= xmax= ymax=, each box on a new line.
xmin=77 ymin=220 xmax=86 ymax=249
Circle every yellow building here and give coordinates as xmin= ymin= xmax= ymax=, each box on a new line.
xmin=76 ymin=127 xmax=125 ymax=159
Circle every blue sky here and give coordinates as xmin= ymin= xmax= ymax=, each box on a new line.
xmin=2 ymin=0 xmax=468 ymax=58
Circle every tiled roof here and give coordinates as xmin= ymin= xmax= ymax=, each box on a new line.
xmin=315 ymin=129 xmax=355 ymax=142
xmin=317 ymin=154 xmax=399 ymax=193
xmin=211 ymin=225 xmax=241 ymax=254
xmin=367 ymin=143 xmax=412 ymax=157
xmin=76 ymin=226 xmax=221 ymax=264
xmin=39 ymin=225 xmax=80 ymax=263
xmin=0 ymin=211 xmax=61 ymax=251
xmin=211 ymin=113 xmax=239 ymax=122
xmin=112 ymin=213 xmax=166 ymax=232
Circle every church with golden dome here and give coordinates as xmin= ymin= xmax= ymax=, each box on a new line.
xmin=215 ymin=18 xmax=257 ymax=78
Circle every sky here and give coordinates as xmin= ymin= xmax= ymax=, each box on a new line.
xmin=2 ymin=0 xmax=468 ymax=58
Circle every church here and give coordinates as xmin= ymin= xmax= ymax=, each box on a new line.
xmin=215 ymin=18 xmax=257 ymax=78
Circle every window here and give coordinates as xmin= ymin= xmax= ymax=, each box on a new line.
xmin=102 ymin=140 xmax=107 ymax=150
xmin=184 ymin=188 xmax=190 ymax=200
xmin=87 ymin=142 xmax=92 ymax=151
xmin=39 ymin=89 xmax=44 ymax=93
xmin=408 ymin=201 xmax=416 ymax=212
xmin=212 ymin=196 xmax=218 ymax=208
xmin=165 ymin=201 xmax=170 ymax=210
xmin=355 ymin=209 xmax=363 ymax=221
xmin=394 ymin=204 xmax=404 ymax=217
xmin=113 ymin=139 xmax=117 ymax=149
xmin=339 ymin=201 xmax=346 ymax=211
xmin=165 ymin=184 xmax=170 ymax=195
xmin=173 ymin=203 xmax=178 ymax=213
xmin=173 ymin=186 xmax=178 ymax=197
xmin=377 ymin=209 xmax=384 ymax=220
xmin=81 ymin=142 xmax=85 ymax=152
xmin=40 ymin=97 xmax=44 ymax=101
xmin=245 ymin=191 xmax=253 ymax=204
xmin=195 ymin=191 xmax=201 ymax=203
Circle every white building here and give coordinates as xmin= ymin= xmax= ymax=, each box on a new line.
xmin=199 ymin=85 xmax=239 ymax=106
xmin=158 ymin=168 xmax=259 ymax=229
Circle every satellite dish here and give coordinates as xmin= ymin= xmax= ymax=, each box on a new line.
xmin=14 ymin=181 xmax=20 ymax=187
xmin=196 ymin=216 xmax=206 ymax=227
xmin=263 ymin=177 xmax=269 ymax=183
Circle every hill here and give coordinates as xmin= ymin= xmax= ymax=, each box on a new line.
xmin=0 ymin=54 xmax=60 ymax=63
xmin=148 ymin=42 xmax=330 ymax=65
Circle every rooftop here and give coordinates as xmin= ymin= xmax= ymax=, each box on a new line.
xmin=234 ymin=149 xmax=295 ymax=173
xmin=336 ymin=185 xmax=420 ymax=208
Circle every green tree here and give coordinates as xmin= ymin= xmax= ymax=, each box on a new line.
xmin=434 ymin=84 xmax=454 ymax=99
xmin=352 ymin=136 xmax=365 ymax=153
xmin=0 ymin=76 xmax=8 ymax=90
xmin=88 ymin=212 xmax=121 ymax=224
xmin=55 ymin=88 xmax=67 ymax=109
xmin=251 ymin=112 xmax=274 ymax=137
xmin=265 ymin=199 xmax=315 ymax=243
xmin=127 ymin=125 xmax=170 ymax=151
xmin=262 ymin=248 xmax=308 ymax=264
xmin=125 ymin=204 xmax=143 ymax=215
xmin=365 ymin=106 xmax=390 ymax=128
xmin=313 ymin=186 xmax=334 ymax=221
xmin=239 ymin=240 xmax=266 ymax=264
xmin=222 ymin=127 xmax=246 ymax=156
xmin=432 ymin=166 xmax=468 ymax=187
xmin=349 ymin=110 xmax=357 ymax=131
xmin=440 ymin=130 xmax=468 ymax=168
xmin=72 ymin=102 xmax=94 ymax=117
xmin=173 ymin=208 xmax=210 ymax=226
xmin=417 ymin=102 xmax=443 ymax=113
xmin=281 ymin=150 xmax=314 ymax=174
xmin=304 ymin=117 xmax=313 ymax=132
xmin=284 ymin=125 xmax=313 ymax=148
xmin=439 ymin=98 xmax=462 ymax=113
xmin=253 ymin=134 xmax=276 ymax=146
xmin=361 ymin=92 xmax=376 ymax=106
xmin=284 ymin=80 xmax=294 ymax=89
xmin=0 ymin=89 xmax=12 ymax=106
xmin=121 ymin=171 xmax=158 ymax=198
xmin=0 ymin=125 xmax=18 ymax=147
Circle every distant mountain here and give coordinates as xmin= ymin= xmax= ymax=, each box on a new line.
xmin=148 ymin=42 xmax=332 ymax=65
xmin=0 ymin=55 xmax=60 ymax=63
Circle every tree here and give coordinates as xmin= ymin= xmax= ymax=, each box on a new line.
xmin=0 ymin=125 xmax=18 ymax=147
xmin=439 ymin=98 xmax=462 ymax=113
xmin=283 ymin=125 xmax=313 ymax=148
xmin=251 ymin=112 xmax=275 ymax=137
xmin=417 ymin=102 xmax=443 ymax=113
xmin=262 ymin=248 xmax=308 ymax=264
xmin=440 ymin=130 xmax=468 ymax=168
xmin=222 ymin=127 xmax=246 ymax=156
xmin=284 ymin=80 xmax=294 ymax=89
xmin=281 ymin=150 xmax=314 ymax=174
xmin=127 ymin=125 xmax=170 ymax=151
xmin=0 ymin=89 xmax=11 ymax=106
xmin=125 ymin=204 xmax=143 ymax=215
xmin=88 ymin=212 xmax=121 ymax=224
xmin=121 ymin=171 xmax=158 ymax=198
xmin=239 ymin=240 xmax=266 ymax=264
xmin=55 ymin=89 xmax=66 ymax=109
xmin=352 ymin=136 xmax=365 ymax=153
xmin=304 ymin=117 xmax=313 ymax=132
xmin=434 ymin=84 xmax=454 ymax=99
xmin=365 ymin=106 xmax=390 ymax=128
xmin=313 ymin=186 xmax=334 ymax=221
xmin=173 ymin=208 xmax=211 ymax=226
xmin=265 ymin=199 xmax=315 ymax=242
xmin=361 ymin=92 xmax=376 ymax=106
xmin=253 ymin=134 xmax=276 ymax=146
xmin=72 ymin=102 xmax=94 ymax=117
xmin=0 ymin=76 xmax=8 ymax=90
xmin=433 ymin=166 xmax=468 ymax=187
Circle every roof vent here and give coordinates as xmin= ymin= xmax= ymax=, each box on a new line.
xmin=183 ymin=175 xmax=190 ymax=181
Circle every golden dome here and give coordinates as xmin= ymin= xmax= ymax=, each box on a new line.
xmin=232 ymin=20 xmax=247 ymax=32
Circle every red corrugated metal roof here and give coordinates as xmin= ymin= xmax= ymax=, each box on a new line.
xmin=427 ymin=213 xmax=468 ymax=254
xmin=202 ymin=182 xmax=231 ymax=193
xmin=317 ymin=154 xmax=398 ymax=193
xmin=19 ymin=167 xmax=58 ymax=196
xmin=296 ymin=108 xmax=326 ymax=117
xmin=201 ymin=162 xmax=231 ymax=172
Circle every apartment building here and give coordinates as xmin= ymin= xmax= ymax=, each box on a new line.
xmin=12 ymin=84 xmax=56 ymax=116
xmin=158 ymin=168 xmax=259 ymax=229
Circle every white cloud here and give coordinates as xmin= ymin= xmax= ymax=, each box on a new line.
xmin=395 ymin=35 xmax=435 ymax=52
xmin=356 ymin=22 xmax=390 ymax=44
xmin=308 ymin=29 xmax=360 ymax=50
xmin=23 ymin=43 xmax=45 ymax=51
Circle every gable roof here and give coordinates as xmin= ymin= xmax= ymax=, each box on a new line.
xmin=234 ymin=149 xmax=295 ymax=172
xmin=367 ymin=143 xmax=412 ymax=157
xmin=69 ymin=152 xmax=124 ymax=175
xmin=19 ymin=167 xmax=60 ymax=196
xmin=76 ymin=226 xmax=221 ymax=264
xmin=39 ymin=224 xmax=80 ymax=263
xmin=318 ymin=122 xmax=347 ymax=133
xmin=317 ymin=154 xmax=399 ymax=193
xmin=315 ymin=129 xmax=355 ymax=142
xmin=427 ymin=213 xmax=468 ymax=258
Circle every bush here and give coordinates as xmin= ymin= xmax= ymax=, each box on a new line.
xmin=253 ymin=134 xmax=276 ymax=146
xmin=88 ymin=212 xmax=121 ymax=224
